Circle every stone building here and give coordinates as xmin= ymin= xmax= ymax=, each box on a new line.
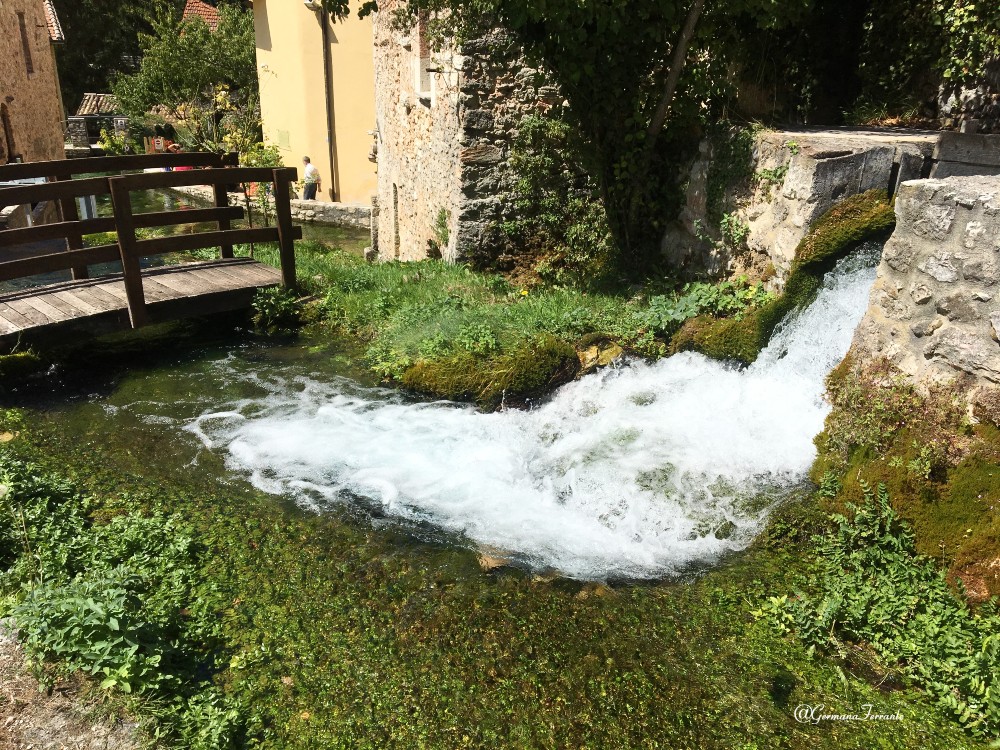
xmin=371 ymin=5 xmax=557 ymax=261
xmin=0 ymin=0 xmax=66 ymax=165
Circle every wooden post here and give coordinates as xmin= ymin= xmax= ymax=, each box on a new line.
xmin=272 ymin=168 xmax=297 ymax=290
xmin=55 ymin=176 xmax=90 ymax=280
xmin=109 ymin=178 xmax=149 ymax=327
xmin=214 ymin=182 xmax=234 ymax=259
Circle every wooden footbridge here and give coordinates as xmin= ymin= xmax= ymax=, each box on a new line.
xmin=0 ymin=152 xmax=300 ymax=346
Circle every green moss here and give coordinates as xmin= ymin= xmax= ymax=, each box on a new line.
xmin=792 ymin=190 xmax=896 ymax=272
xmin=0 ymin=351 xmax=45 ymax=384
xmin=401 ymin=334 xmax=579 ymax=408
xmin=670 ymin=190 xmax=894 ymax=364
xmin=813 ymin=356 xmax=1000 ymax=598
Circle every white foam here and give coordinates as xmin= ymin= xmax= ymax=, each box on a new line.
xmin=188 ymin=249 xmax=879 ymax=580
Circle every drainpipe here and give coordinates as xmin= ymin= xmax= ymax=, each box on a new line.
xmin=318 ymin=8 xmax=337 ymax=201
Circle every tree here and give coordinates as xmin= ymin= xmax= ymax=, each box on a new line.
xmin=112 ymin=3 xmax=260 ymax=153
xmin=324 ymin=0 xmax=809 ymax=270
xmin=51 ymin=0 xmax=183 ymax=114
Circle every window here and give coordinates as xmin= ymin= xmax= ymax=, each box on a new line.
xmin=1 ymin=105 xmax=15 ymax=164
xmin=17 ymin=13 xmax=34 ymax=75
xmin=415 ymin=11 xmax=432 ymax=103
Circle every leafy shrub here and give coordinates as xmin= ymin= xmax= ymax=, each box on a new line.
xmin=642 ymin=276 xmax=774 ymax=337
xmin=495 ymin=115 xmax=617 ymax=288
xmin=252 ymin=287 xmax=302 ymax=332
xmin=0 ymin=457 xmax=235 ymax=745
xmin=760 ymin=483 xmax=1000 ymax=739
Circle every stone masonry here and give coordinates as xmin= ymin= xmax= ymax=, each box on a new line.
xmin=0 ymin=1 xmax=66 ymax=165
xmin=372 ymin=7 xmax=557 ymax=262
xmin=851 ymin=176 xmax=1000 ymax=388
xmin=664 ymin=128 xmax=939 ymax=279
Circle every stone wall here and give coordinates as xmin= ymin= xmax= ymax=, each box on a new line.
xmin=851 ymin=176 xmax=1000 ymax=388
xmin=0 ymin=1 xmax=65 ymax=164
xmin=452 ymin=31 xmax=561 ymax=264
xmin=939 ymin=60 xmax=1000 ymax=135
xmin=289 ymin=200 xmax=370 ymax=229
xmin=372 ymin=2 xmax=464 ymax=261
xmin=664 ymin=128 xmax=938 ymax=280
xmin=371 ymin=9 xmax=556 ymax=262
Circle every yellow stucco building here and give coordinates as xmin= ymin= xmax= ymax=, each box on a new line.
xmin=252 ymin=0 xmax=377 ymax=205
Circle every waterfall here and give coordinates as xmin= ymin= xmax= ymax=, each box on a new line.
xmin=189 ymin=246 xmax=880 ymax=580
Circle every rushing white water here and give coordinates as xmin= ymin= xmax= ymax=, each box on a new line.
xmin=189 ymin=248 xmax=880 ymax=580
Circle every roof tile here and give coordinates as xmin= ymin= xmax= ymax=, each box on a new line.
xmin=43 ymin=0 xmax=65 ymax=43
xmin=182 ymin=0 xmax=221 ymax=32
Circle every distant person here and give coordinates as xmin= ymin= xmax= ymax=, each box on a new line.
xmin=167 ymin=142 xmax=194 ymax=171
xmin=302 ymin=156 xmax=321 ymax=200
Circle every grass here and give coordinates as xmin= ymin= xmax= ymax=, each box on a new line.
xmin=242 ymin=240 xmax=657 ymax=407
xmin=0 ymin=413 xmax=988 ymax=749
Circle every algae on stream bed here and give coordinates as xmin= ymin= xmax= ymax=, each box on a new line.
xmin=0 ymin=328 xmax=987 ymax=749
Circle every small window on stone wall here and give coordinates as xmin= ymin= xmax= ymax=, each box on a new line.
xmin=415 ymin=11 xmax=432 ymax=104
xmin=17 ymin=13 xmax=34 ymax=76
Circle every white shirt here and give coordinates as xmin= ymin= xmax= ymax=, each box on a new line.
xmin=303 ymin=163 xmax=320 ymax=184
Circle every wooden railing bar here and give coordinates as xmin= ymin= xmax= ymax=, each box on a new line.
xmin=55 ymin=175 xmax=89 ymax=280
xmin=273 ymin=168 xmax=298 ymax=290
xmin=109 ymin=179 xmax=148 ymax=328
xmin=0 ymin=244 xmax=120 ymax=282
xmin=214 ymin=182 xmax=234 ymax=259
xmin=0 ymin=152 xmax=237 ymax=182
xmin=110 ymin=168 xmax=278 ymax=192
xmin=0 ymin=207 xmax=246 ymax=249
xmin=0 ymin=177 xmax=112 ymax=208
xmin=133 ymin=226 xmax=300 ymax=259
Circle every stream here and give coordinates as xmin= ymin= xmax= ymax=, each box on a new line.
xmin=13 ymin=246 xmax=880 ymax=581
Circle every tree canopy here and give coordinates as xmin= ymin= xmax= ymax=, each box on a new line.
xmin=50 ymin=0 xmax=184 ymax=113
xmin=113 ymin=4 xmax=257 ymax=120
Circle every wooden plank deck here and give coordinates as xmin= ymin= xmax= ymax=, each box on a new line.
xmin=0 ymin=258 xmax=281 ymax=344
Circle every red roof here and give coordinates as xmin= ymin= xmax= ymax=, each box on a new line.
xmin=43 ymin=0 xmax=65 ymax=43
xmin=182 ymin=0 xmax=220 ymax=32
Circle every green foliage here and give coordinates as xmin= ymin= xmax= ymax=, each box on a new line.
xmin=821 ymin=357 xmax=924 ymax=462
xmin=334 ymin=0 xmax=808 ymax=267
xmin=113 ymin=4 xmax=260 ymax=153
xmin=97 ymin=128 xmax=141 ymax=156
xmin=763 ymin=483 xmax=1000 ymax=739
xmin=705 ymin=125 xmax=759 ymax=224
xmin=252 ymin=287 xmax=302 ymax=332
xmin=719 ymin=212 xmax=750 ymax=248
xmin=0 ymin=457 xmax=236 ymax=745
xmin=642 ymin=276 xmax=774 ymax=337
xmin=498 ymin=115 xmax=618 ymax=287
xmin=432 ymin=207 xmax=451 ymax=253
xmin=50 ymin=0 xmax=184 ymax=113
xmin=938 ymin=0 xmax=1000 ymax=84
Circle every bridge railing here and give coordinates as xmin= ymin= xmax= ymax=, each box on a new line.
xmin=0 ymin=153 xmax=299 ymax=328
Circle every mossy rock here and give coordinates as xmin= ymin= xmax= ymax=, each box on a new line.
xmin=670 ymin=190 xmax=893 ymax=365
xmin=792 ymin=189 xmax=896 ymax=272
xmin=0 ymin=351 xmax=45 ymax=384
xmin=401 ymin=334 xmax=579 ymax=409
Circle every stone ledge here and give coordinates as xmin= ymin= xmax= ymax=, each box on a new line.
xmin=168 ymin=186 xmax=371 ymax=229
xmin=851 ymin=175 xmax=1000 ymax=388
